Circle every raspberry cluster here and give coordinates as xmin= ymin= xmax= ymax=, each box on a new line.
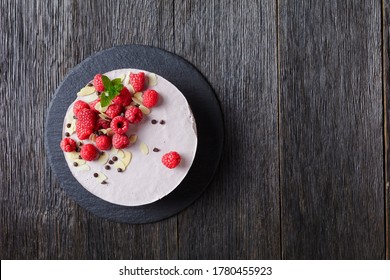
xmin=60 ymin=72 xmax=180 ymax=169
xmin=64 ymin=98 xmax=134 ymax=160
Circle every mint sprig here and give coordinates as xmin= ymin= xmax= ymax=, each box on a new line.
xmin=100 ymin=75 xmax=124 ymax=107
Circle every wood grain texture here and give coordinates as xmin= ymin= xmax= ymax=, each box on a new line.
xmin=174 ymin=0 xmax=280 ymax=259
xmin=0 ymin=0 xmax=178 ymax=259
xmin=1 ymin=0 xmax=388 ymax=260
xmin=279 ymin=0 xmax=385 ymax=259
xmin=384 ymin=0 xmax=390 ymax=260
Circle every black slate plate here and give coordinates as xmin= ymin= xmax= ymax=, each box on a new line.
xmin=45 ymin=45 xmax=224 ymax=224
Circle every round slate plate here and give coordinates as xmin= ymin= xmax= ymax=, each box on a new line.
xmin=45 ymin=45 xmax=224 ymax=224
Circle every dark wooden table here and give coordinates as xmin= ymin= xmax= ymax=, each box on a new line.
xmin=1 ymin=0 xmax=389 ymax=260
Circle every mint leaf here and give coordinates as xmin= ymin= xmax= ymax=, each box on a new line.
xmin=100 ymin=92 xmax=111 ymax=107
xmin=99 ymin=75 xmax=124 ymax=107
xmin=114 ymin=84 xmax=124 ymax=92
xmin=100 ymin=90 xmax=118 ymax=107
xmin=102 ymin=75 xmax=111 ymax=89
xmin=109 ymin=89 xmax=118 ymax=99
xmin=106 ymin=86 xmax=116 ymax=95
xmin=111 ymin=78 xmax=122 ymax=85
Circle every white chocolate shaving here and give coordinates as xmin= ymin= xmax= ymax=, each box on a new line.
xmin=78 ymin=165 xmax=90 ymax=171
xmin=110 ymin=148 xmax=119 ymax=155
xmin=99 ymin=113 xmax=111 ymax=121
xmin=116 ymin=150 xmax=125 ymax=159
xmin=94 ymin=172 xmax=108 ymax=183
xmin=70 ymin=151 xmax=80 ymax=159
xmin=73 ymin=158 xmax=86 ymax=165
xmin=132 ymin=97 xmax=143 ymax=105
xmin=148 ymin=73 xmax=157 ymax=86
xmin=95 ymin=102 xmax=108 ymax=113
xmin=66 ymin=152 xmax=78 ymax=160
xmin=106 ymin=128 xmax=114 ymax=136
xmin=122 ymin=151 xmax=132 ymax=167
xmin=125 ymin=84 xmax=135 ymax=94
xmin=114 ymin=160 xmax=126 ymax=170
xmin=65 ymin=119 xmax=76 ymax=135
xmin=134 ymin=92 xmax=143 ymax=101
xmin=80 ymin=93 xmax=98 ymax=103
xmin=140 ymin=142 xmax=149 ymax=155
xmin=89 ymin=133 xmax=96 ymax=142
xmin=77 ymin=86 xmax=96 ymax=96
xmin=98 ymin=152 xmax=109 ymax=165
xmin=66 ymin=111 xmax=74 ymax=125
xmin=129 ymin=135 xmax=137 ymax=144
xmin=139 ymin=105 xmax=150 ymax=115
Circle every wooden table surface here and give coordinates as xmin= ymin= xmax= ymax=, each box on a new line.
xmin=1 ymin=0 xmax=389 ymax=260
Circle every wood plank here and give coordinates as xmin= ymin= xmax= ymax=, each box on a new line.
xmin=383 ymin=0 xmax=390 ymax=260
xmin=0 ymin=0 xmax=177 ymax=259
xmin=174 ymin=0 xmax=280 ymax=259
xmin=279 ymin=0 xmax=385 ymax=259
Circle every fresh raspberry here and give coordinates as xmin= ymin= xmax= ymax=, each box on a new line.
xmin=73 ymin=100 xmax=90 ymax=117
xmin=76 ymin=108 xmax=96 ymax=140
xmin=105 ymin=104 xmax=123 ymax=119
xmin=60 ymin=138 xmax=77 ymax=152
xmin=89 ymin=99 xmax=100 ymax=113
xmin=95 ymin=117 xmax=110 ymax=130
xmin=76 ymin=122 xmax=94 ymax=140
xmin=110 ymin=116 xmax=129 ymax=135
xmin=142 ymin=89 xmax=159 ymax=108
xmin=93 ymin=74 xmax=105 ymax=92
xmin=130 ymin=72 xmax=145 ymax=92
xmin=112 ymin=133 xmax=129 ymax=149
xmin=112 ymin=87 xmax=132 ymax=107
xmin=95 ymin=135 xmax=112 ymax=150
xmin=80 ymin=144 xmax=99 ymax=161
xmin=77 ymin=108 xmax=96 ymax=129
xmin=162 ymin=151 xmax=181 ymax=169
xmin=124 ymin=106 xmax=143 ymax=124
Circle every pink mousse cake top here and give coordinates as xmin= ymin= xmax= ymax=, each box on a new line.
xmin=60 ymin=68 xmax=197 ymax=206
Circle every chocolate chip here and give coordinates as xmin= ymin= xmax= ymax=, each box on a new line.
xmin=109 ymin=160 xmax=114 ymax=165
xmin=97 ymin=92 xmax=102 ymax=96
xmin=93 ymin=173 xmax=98 ymax=177
xmin=73 ymin=115 xmax=77 ymax=119
xmin=105 ymin=165 xmax=110 ymax=170
xmin=151 ymin=119 xmax=157 ymax=124
xmin=160 ymin=120 xmax=165 ymax=125
xmin=87 ymin=83 xmax=93 ymax=87
xmin=153 ymin=148 xmax=160 ymax=152
xmin=73 ymin=162 xmax=78 ymax=167
xmin=101 ymin=181 xmax=107 ymax=184
xmin=78 ymin=155 xmax=82 ymax=159
xmin=75 ymin=147 xmax=80 ymax=152
xmin=66 ymin=123 xmax=71 ymax=128
xmin=112 ymin=156 xmax=118 ymax=162
xmin=117 ymin=168 xmax=123 ymax=172
xmin=65 ymin=132 xmax=70 ymax=137
xmin=79 ymin=142 xmax=83 ymax=146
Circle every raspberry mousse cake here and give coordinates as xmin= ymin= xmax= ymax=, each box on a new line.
xmin=60 ymin=69 xmax=197 ymax=206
